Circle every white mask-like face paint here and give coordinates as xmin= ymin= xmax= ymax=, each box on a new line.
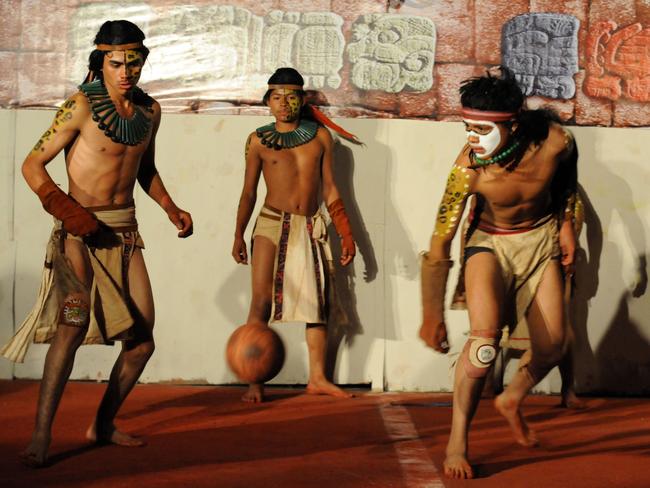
xmin=463 ymin=118 xmax=501 ymax=158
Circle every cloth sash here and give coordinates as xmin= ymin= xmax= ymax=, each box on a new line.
xmin=252 ymin=205 xmax=332 ymax=324
xmin=1 ymin=202 xmax=143 ymax=363
xmin=451 ymin=214 xmax=560 ymax=350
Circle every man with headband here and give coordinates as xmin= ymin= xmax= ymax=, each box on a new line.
xmin=232 ymin=67 xmax=357 ymax=403
xmin=3 ymin=20 xmax=193 ymax=467
xmin=419 ymin=68 xmax=579 ymax=479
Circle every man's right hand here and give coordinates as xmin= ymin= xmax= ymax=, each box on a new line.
xmin=36 ymin=180 xmax=99 ymax=237
xmin=232 ymin=236 xmax=248 ymax=264
xmin=419 ymin=319 xmax=450 ymax=353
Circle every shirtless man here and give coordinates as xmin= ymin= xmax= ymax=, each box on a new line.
xmin=2 ymin=20 xmax=192 ymax=467
xmin=232 ymin=67 xmax=355 ymax=403
xmin=419 ymin=69 xmax=578 ymax=479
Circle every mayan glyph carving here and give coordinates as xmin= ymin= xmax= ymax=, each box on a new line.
xmin=262 ymin=10 xmax=344 ymax=89
xmin=585 ymin=21 xmax=650 ymax=102
xmin=347 ymin=14 xmax=436 ymax=93
xmin=146 ymin=5 xmax=263 ymax=89
xmin=502 ymin=13 xmax=580 ymax=99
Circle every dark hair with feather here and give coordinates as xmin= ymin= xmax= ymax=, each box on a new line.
xmin=262 ymin=67 xmax=306 ymax=104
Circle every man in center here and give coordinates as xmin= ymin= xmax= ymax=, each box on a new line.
xmin=232 ymin=67 xmax=356 ymax=403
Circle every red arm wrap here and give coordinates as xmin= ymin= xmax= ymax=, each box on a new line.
xmin=327 ymin=198 xmax=354 ymax=248
xmin=36 ymin=181 xmax=99 ymax=236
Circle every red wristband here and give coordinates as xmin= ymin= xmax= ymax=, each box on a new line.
xmin=36 ymin=181 xmax=99 ymax=236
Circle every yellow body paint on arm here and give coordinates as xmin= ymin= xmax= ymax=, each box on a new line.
xmin=433 ymin=164 xmax=472 ymax=238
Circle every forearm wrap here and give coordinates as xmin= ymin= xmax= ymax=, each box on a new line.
xmin=36 ymin=180 xmax=99 ymax=236
xmin=421 ymin=253 xmax=453 ymax=323
xmin=327 ymin=198 xmax=354 ymax=249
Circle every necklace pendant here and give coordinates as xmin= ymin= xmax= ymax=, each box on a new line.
xmin=79 ymin=79 xmax=152 ymax=146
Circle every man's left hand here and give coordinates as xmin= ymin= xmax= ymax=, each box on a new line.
xmin=168 ymin=206 xmax=194 ymax=238
xmin=559 ymin=219 xmax=576 ymax=277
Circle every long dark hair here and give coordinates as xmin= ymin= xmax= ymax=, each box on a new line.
xmin=85 ymin=20 xmax=149 ymax=84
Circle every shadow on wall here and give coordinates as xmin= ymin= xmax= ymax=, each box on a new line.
xmin=570 ymin=184 xmax=601 ymax=392
xmin=325 ymin=138 xmax=377 ymax=381
xmin=577 ymin=144 xmax=649 ymax=395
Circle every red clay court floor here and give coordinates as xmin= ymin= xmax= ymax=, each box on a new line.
xmin=1 ymin=380 xmax=649 ymax=487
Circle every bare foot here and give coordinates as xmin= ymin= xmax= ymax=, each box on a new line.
xmin=494 ymin=394 xmax=538 ymax=447
xmin=419 ymin=321 xmax=450 ymax=353
xmin=443 ymin=452 xmax=474 ymax=479
xmin=306 ymin=379 xmax=353 ymax=398
xmin=19 ymin=434 xmax=50 ymax=468
xmin=86 ymin=423 xmax=145 ymax=447
xmin=560 ymin=391 xmax=587 ymax=409
xmin=242 ymin=384 xmax=264 ymax=403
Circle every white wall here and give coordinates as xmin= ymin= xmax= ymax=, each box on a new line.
xmin=1 ymin=109 xmax=648 ymax=394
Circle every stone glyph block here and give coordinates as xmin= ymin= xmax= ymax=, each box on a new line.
xmin=262 ymin=10 xmax=344 ymax=89
xmin=347 ymin=14 xmax=436 ymax=93
xmin=502 ymin=13 xmax=580 ymax=99
xmin=585 ymin=21 xmax=650 ymax=102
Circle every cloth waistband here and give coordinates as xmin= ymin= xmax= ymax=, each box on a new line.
xmin=260 ymin=204 xmax=321 ymax=219
xmin=82 ymin=202 xmax=137 ymax=232
xmin=472 ymin=213 xmax=554 ymax=235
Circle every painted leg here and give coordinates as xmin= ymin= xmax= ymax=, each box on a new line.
xmin=20 ymin=324 xmax=87 ymax=467
xmin=21 ymin=238 xmax=93 ymax=468
xmin=444 ymin=251 xmax=503 ymax=479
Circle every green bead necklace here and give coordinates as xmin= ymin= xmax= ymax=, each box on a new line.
xmin=256 ymin=119 xmax=318 ymax=150
xmin=79 ymin=79 xmax=152 ymax=146
xmin=470 ymin=140 xmax=520 ymax=168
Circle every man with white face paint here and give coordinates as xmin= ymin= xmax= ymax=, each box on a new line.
xmin=419 ymin=68 xmax=579 ymax=479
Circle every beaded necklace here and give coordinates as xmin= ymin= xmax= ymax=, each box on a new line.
xmin=470 ymin=140 xmax=520 ymax=168
xmin=79 ymin=79 xmax=152 ymax=146
xmin=256 ymin=119 xmax=318 ymax=150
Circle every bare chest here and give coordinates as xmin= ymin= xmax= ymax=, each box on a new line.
xmin=473 ymin=153 xmax=559 ymax=207
xmin=260 ymin=141 xmax=323 ymax=179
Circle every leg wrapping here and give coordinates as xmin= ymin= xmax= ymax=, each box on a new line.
xmin=420 ymin=254 xmax=453 ymax=322
xmin=462 ymin=330 xmax=501 ymax=378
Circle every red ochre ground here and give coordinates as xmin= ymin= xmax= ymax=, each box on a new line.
xmin=1 ymin=380 xmax=649 ymax=488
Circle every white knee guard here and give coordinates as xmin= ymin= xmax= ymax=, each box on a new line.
xmin=461 ymin=330 xmax=501 ymax=378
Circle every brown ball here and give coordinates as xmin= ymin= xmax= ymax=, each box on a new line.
xmin=226 ymin=323 xmax=285 ymax=384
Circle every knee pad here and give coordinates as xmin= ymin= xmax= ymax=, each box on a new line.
xmin=461 ymin=330 xmax=501 ymax=378
xmin=60 ymin=293 xmax=90 ymax=327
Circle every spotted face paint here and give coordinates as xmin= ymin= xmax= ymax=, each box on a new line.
xmin=433 ymin=164 xmax=471 ymax=238
xmin=268 ymin=88 xmax=302 ymax=122
xmin=124 ymin=49 xmax=144 ymax=79
xmin=103 ymin=49 xmax=144 ymax=94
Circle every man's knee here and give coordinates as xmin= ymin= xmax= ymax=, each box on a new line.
xmin=125 ymin=340 xmax=155 ymax=364
xmin=461 ymin=330 xmax=501 ymax=378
